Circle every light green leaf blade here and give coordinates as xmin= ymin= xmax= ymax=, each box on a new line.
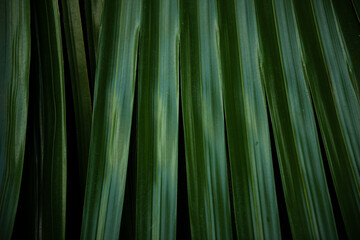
xmin=61 ymin=0 xmax=92 ymax=189
xmin=136 ymin=0 xmax=179 ymax=239
xmin=293 ymin=0 xmax=360 ymax=237
xmin=81 ymin=0 xmax=141 ymax=239
xmin=216 ymin=0 xmax=281 ymax=238
xmin=180 ymin=0 xmax=233 ymax=238
xmin=254 ymin=0 xmax=338 ymax=238
xmin=0 ymin=0 xmax=30 ymax=238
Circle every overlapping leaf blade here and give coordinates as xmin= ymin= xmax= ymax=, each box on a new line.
xmin=81 ymin=0 xmax=141 ymax=239
xmin=0 ymin=0 xmax=30 ymax=238
xmin=15 ymin=0 xmax=68 ymax=238
xmin=254 ymin=0 xmax=338 ymax=238
xmin=331 ymin=0 xmax=360 ymax=99
xmin=136 ymin=0 xmax=179 ymax=239
xmin=217 ymin=0 xmax=281 ymax=238
xmin=83 ymin=0 xmax=104 ymax=93
xmin=61 ymin=0 xmax=92 ymax=188
xmin=292 ymin=0 xmax=360 ymax=237
xmin=180 ymin=0 xmax=233 ymax=238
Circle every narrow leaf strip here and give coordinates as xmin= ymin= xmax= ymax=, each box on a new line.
xmin=254 ymin=0 xmax=338 ymax=238
xmin=179 ymin=0 xmax=233 ymax=238
xmin=136 ymin=0 xmax=179 ymax=239
xmin=84 ymin=0 xmax=104 ymax=93
xmin=293 ymin=0 xmax=360 ymax=237
xmin=26 ymin=0 xmax=68 ymax=238
xmin=330 ymin=0 xmax=360 ymax=99
xmin=274 ymin=0 xmax=339 ymax=237
xmin=0 ymin=0 xmax=30 ymax=238
xmin=61 ymin=0 xmax=92 ymax=188
xmin=81 ymin=0 xmax=141 ymax=239
xmin=216 ymin=0 xmax=281 ymax=238
xmin=351 ymin=0 xmax=360 ymax=23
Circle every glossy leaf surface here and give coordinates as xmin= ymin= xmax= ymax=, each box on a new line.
xmin=136 ymin=0 xmax=179 ymax=239
xmin=293 ymin=0 xmax=360 ymax=237
xmin=180 ymin=0 xmax=233 ymax=238
xmin=81 ymin=0 xmax=141 ymax=239
xmin=254 ymin=0 xmax=338 ymax=238
xmin=217 ymin=0 xmax=281 ymax=238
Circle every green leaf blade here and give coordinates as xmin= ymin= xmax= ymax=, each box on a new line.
xmin=81 ymin=0 xmax=141 ymax=239
xmin=0 ymin=0 xmax=30 ymax=238
xmin=84 ymin=0 xmax=104 ymax=93
xmin=19 ymin=0 xmax=68 ymax=238
xmin=254 ymin=0 xmax=338 ymax=238
xmin=217 ymin=0 xmax=281 ymax=239
xmin=180 ymin=0 xmax=233 ymax=238
xmin=61 ymin=0 xmax=92 ymax=189
xmin=136 ymin=0 xmax=179 ymax=239
xmin=331 ymin=0 xmax=360 ymax=98
xmin=293 ymin=0 xmax=360 ymax=237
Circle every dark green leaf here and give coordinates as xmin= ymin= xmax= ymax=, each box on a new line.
xmin=351 ymin=0 xmax=360 ymax=23
xmin=20 ymin=0 xmax=68 ymax=238
xmin=83 ymin=0 xmax=104 ymax=94
xmin=0 ymin=0 xmax=30 ymax=238
xmin=61 ymin=0 xmax=92 ymax=188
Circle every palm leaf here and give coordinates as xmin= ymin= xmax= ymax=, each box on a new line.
xmin=5 ymin=0 xmax=360 ymax=239
xmin=0 ymin=0 xmax=30 ymax=238
xmin=81 ymin=0 xmax=141 ymax=238
xmin=216 ymin=0 xmax=281 ymax=238
xmin=179 ymin=0 xmax=233 ymax=238
xmin=292 ymin=0 xmax=360 ymax=237
xmin=136 ymin=0 xmax=179 ymax=239
xmin=254 ymin=0 xmax=338 ymax=238
xmin=61 ymin=0 xmax=92 ymax=189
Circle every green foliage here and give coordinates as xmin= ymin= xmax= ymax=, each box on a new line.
xmin=1 ymin=0 xmax=359 ymax=239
